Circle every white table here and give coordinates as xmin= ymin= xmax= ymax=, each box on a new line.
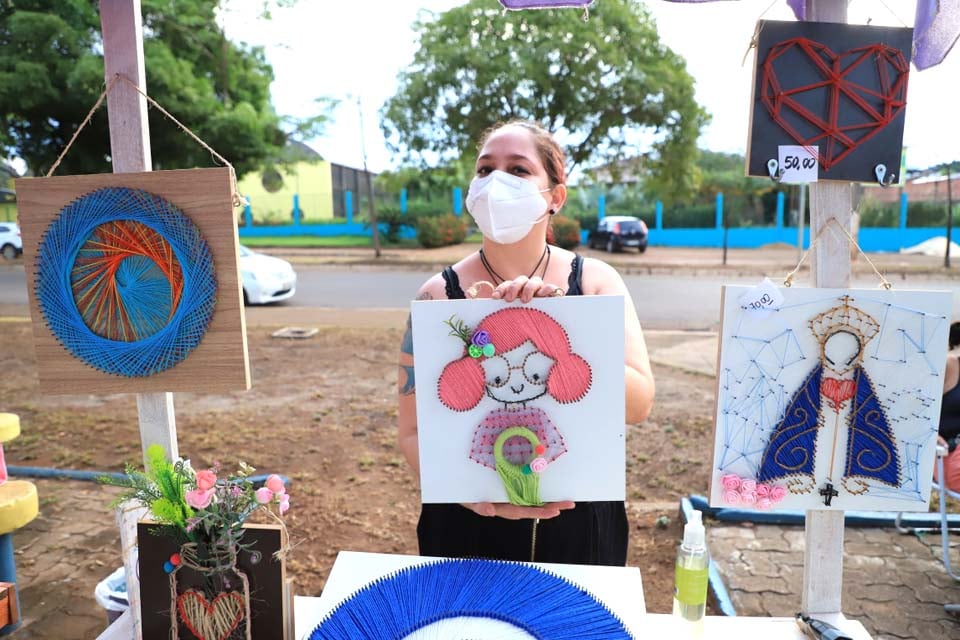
xmin=295 ymin=551 xmax=873 ymax=640
xmin=99 ymin=550 xmax=873 ymax=639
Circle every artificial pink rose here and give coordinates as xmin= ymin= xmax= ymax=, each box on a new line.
xmin=770 ymin=485 xmax=788 ymax=502
xmin=185 ymin=488 xmax=214 ymax=510
xmin=255 ymin=487 xmax=273 ymax=505
xmin=740 ymin=479 xmax=757 ymax=494
xmin=529 ymin=457 xmax=548 ymax=473
xmin=265 ymin=474 xmax=285 ymax=494
xmin=720 ymin=474 xmax=741 ymax=491
xmin=195 ymin=469 xmax=217 ymax=492
xmin=740 ymin=491 xmax=757 ymax=506
xmin=279 ymin=494 xmax=290 ymax=515
xmin=722 ymin=490 xmax=740 ymax=505
xmin=755 ymin=484 xmax=771 ymax=498
xmin=757 ymin=497 xmax=773 ymax=510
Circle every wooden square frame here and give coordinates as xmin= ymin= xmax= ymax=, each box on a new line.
xmin=15 ymin=168 xmax=250 ymax=393
xmin=745 ymin=20 xmax=913 ymax=183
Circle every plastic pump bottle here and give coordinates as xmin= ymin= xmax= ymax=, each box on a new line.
xmin=673 ymin=509 xmax=709 ymax=622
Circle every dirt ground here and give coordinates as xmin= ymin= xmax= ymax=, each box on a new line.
xmin=3 ymin=318 xmax=717 ymax=637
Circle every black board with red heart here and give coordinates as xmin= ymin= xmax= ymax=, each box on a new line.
xmin=746 ymin=19 xmax=913 ymax=184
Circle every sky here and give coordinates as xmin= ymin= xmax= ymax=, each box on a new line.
xmin=219 ymin=0 xmax=960 ymax=176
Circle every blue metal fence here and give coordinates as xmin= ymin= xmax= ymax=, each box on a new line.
xmin=237 ymin=190 xmax=950 ymax=252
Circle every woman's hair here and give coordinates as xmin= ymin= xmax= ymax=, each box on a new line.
xmin=477 ymin=120 xmax=567 ymax=187
xmin=438 ymin=308 xmax=591 ymax=411
xmin=950 ymin=321 xmax=960 ymax=350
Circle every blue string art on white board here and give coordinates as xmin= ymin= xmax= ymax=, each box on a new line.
xmin=309 ymin=559 xmax=632 ymax=639
xmin=35 ymin=186 xmax=216 ymax=377
xmin=716 ymin=291 xmax=946 ymax=507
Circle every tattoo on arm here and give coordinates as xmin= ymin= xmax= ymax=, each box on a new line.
xmin=400 ymin=365 xmax=415 ymax=395
xmin=401 ymin=315 xmax=414 ymax=356
xmin=399 ymin=292 xmax=433 ymax=396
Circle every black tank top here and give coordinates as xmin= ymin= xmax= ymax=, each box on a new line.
xmin=941 ymin=356 xmax=960 ymax=440
xmin=441 ymin=253 xmax=585 ymax=299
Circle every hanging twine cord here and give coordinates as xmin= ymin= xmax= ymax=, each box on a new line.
xmin=46 ymin=74 xmax=121 ymax=178
xmin=783 ymin=217 xmax=892 ymax=290
xmin=46 ymin=72 xmax=246 ymax=208
xmin=741 ymin=0 xmax=778 ymax=66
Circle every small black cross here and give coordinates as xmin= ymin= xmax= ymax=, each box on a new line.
xmin=819 ymin=482 xmax=839 ymax=507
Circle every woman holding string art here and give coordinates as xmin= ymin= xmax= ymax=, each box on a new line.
xmin=397 ymin=120 xmax=655 ymax=565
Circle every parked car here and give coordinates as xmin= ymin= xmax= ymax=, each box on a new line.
xmin=0 ymin=222 xmax=22 ymax=260
xmin=587 ymin=216 xmax=648 ymax=253
xmin=238 ymin=245 xmax=297 ymax=304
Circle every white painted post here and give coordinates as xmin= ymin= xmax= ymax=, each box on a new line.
xmin=101 ymin=2 xmax=179 ymax=637
xmin=802 ymin=0 xmax=849 ymax=617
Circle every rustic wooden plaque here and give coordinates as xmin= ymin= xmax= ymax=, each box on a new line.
xmin=15 ymin=168 xmax=250 ymax=393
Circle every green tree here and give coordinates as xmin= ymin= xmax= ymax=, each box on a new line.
xmin=0 ymin=0 xmax=308 ymax=176
xmin=381 ymin=0 xmax=708 ymax=203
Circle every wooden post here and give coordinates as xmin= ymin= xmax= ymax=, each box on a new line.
xmin=802 ymin=0 xmax=848 ymax=617
xmin=101 ymin=1 xmax=179 ymax=637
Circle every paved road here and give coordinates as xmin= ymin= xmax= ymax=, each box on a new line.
xmin=3 ymin=264 xmax=957 ymax=330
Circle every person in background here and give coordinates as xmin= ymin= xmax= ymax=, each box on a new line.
xmin=396 ymin=120 xmax=655 ymax=565
xmin=937 ymin=322 xmax=960 ymax=492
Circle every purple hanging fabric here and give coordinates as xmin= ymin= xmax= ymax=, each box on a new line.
xmin=914 ymin=0 xmax=960 ymax=69
xmin=498 ymin=0 xmax=593 ymax=8
xmin=785 ymin=0 xmax=805 ymax=21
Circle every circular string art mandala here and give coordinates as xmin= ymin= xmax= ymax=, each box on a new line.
xmin=35 ymin=187 xmax=216 ymax=377
xmin=310 ymin=559 xmax=633 ymax=640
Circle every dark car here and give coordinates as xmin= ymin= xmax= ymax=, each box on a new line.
xmin=587 ymin=216 xmax=648 ymax=253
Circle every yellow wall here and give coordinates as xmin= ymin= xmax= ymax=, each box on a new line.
xmin=237 ymin=160 xmax=333 ymax=224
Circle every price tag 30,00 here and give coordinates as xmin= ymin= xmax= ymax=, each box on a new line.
xmin=738 ymin=278 xmax=784 ymax=320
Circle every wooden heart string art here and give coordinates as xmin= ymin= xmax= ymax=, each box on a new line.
xmin=760 ymin=37 xmax=909 ymax=171
xmin=176 ymin=591 xmax=245 ymax=640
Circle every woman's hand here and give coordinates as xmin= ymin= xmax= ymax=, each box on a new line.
xmin=491 ymin=276 xmax=564 ymax=303
xmin=461 ymin=500 xmax=575 ymax=520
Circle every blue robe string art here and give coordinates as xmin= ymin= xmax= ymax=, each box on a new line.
xmin=758 ymin=296 xmax=900 ymax=506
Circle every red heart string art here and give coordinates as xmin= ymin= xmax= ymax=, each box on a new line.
xmin=761 ymin=37 xmax=909 ymax=172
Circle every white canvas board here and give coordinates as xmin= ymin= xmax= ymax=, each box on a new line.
xmin=412 ymin=296 xmax=626 ymax=504
xmin=710 ymin=285 xmax=952 ymax=512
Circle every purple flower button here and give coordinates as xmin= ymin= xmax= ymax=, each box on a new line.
xmin=471 ymin=330 xmax=491 ymax=347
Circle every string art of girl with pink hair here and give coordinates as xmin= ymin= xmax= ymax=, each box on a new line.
xmin=439 ymin=307 xmax=591 ymax=506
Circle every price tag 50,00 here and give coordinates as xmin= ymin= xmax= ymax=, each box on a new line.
xmin=777 ymin=145 xmax=819 ymax=184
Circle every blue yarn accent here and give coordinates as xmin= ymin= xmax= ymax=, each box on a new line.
xmin=758 ymin=364 xmax=821 ymax=483
xmin=310 ymin=559 xmax=633 ymax=639
xmin=846 ymin=367 xmax=900 ymax=486
xmin=35 ymin=187 xmax=217 ymax=377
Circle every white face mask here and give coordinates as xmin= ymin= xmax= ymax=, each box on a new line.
xmin=465 ymin=170 xmax=551 ymax=245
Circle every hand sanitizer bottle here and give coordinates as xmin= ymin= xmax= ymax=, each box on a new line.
xmin=673 ymin=509 xmax=709 ymax=622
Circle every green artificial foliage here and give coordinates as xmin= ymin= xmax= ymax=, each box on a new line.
xmin=381 ymin=0 xmax=709 ymax=204
xmin=102 ymin=444 xmax=193 ymax=528
xmin=0 ymin=0 xmax=318 ymax=177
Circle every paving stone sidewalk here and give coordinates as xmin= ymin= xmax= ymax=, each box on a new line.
xmin=709 ymin=522 xmax=960 ymax=639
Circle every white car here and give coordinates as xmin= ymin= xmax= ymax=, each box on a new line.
xmin=0 ymin=222 xmax=22 ymax=260
xmin=238 ymin=245 xmax=297 ymax=305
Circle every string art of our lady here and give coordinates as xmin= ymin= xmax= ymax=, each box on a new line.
xmin=757 ymin=296 xmax=896 ymax=504
xmin=712 ymin=287 xmax=951 ymax=512
xmin=438 ymin=308 xmax=592 ymax=506
xmin=34 ymin=186 xmax=216 ymax=377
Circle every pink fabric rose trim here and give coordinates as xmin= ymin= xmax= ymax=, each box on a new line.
xmin=720 ymin=474 xmax=788 ymax=508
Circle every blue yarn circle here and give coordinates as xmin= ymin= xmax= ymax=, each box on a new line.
xmin=35 ymin=187 xmax=217 ymax=377
xmin=310 ymin=559 xmax=632 ymax=639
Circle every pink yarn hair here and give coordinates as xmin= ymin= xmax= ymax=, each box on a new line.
xmin=438 ymin=308 xmax=592 ymax=411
